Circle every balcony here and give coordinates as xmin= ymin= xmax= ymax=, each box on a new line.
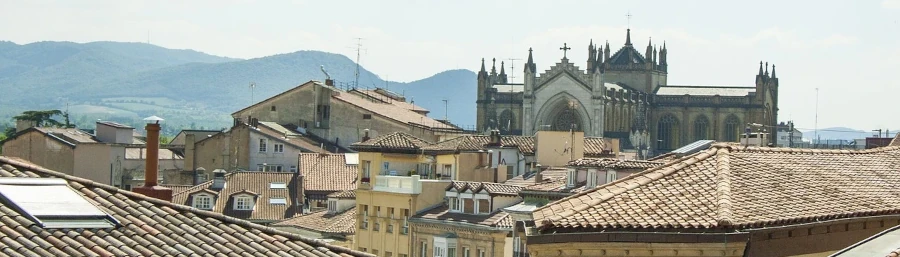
xmin=373 ymin=175 xmax=423 ymax=194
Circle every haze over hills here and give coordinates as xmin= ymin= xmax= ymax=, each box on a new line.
xmin=0 ymin=41 xmax=476 ymax=134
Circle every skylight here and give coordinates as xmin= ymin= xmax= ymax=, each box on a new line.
xmin=269 ymin=197 xmax=287 ymax=205
xmin=0 ymin=178 xmax=118 ymax=228
xmin=269 ymin=182 xmax=287 ymax=189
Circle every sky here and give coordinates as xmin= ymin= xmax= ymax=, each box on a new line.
xmin=2 ymin=0 xmax=899 ymax=133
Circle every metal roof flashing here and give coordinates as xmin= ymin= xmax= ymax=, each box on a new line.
xmin=0 ymin=177 xmax=119 ymax=229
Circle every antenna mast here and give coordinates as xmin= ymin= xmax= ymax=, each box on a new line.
xmin=354 ymin=38 xmax=363 ymax=89
xmin=507 ymin=58 xmax=521 ymax=84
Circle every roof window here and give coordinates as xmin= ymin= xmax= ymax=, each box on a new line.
xmin=0 ymin=178 xmax=118 ymax=228
xmin=269 ymin=182 xmax=287 ymax=189
xmin=269 ymin=197 xmax=287 ymax=205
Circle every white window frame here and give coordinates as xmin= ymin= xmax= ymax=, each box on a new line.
xmin=290 ymin=165 xmax=297 ymax=173
xmin=192 ymin=194 xmax=213 ymax=210
xmin=269 ymin=182 xmax=287 ymax=189
xmin=420 ymin=241 xmax=427 ymax=257
xmin=586 ymin=168 xmax=597 ymax=188
xmin=328 ymin=200 xmax=338 ymax=213
xmin=448 ymin=197 xmax=461 ymax=212
xmin=268 ymin=197 xmax=287 ymax=205
xmin=234 ymin=195 xmax=255 ymax=210
xmin=274 ymin=143 xmax=284 ymax=153
xmin=258 ymin=138 xmax=268 ymax=152
xmin=566 ymin=168 xmax=577 ymax=188
xmin=606 ymin=169 xmax=617 ymax=183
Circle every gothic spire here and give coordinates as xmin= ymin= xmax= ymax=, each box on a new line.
xmin=525 ymin=47 xmax=535 ymax=73
xmin=499 ymin=61 xmax=505 ymax=75
xmin=491 ymin=58 xmax=497 ymax=74
xmin=765 ymin=61 xmax=769 ymax=76
xmin=480 ymin=58 xmax=486 ymax=72
xmin=625 ymin=29 xmax=632 ymax=46
xmin=758 ymin=61 xmax=764 ymax=76
xmin=771 ymin=64 xmax=776 ymax=78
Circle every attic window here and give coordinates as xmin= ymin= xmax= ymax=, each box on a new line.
xmin=271 ymin=106 xmax=276 ymax=112
xmin=269 ymin=182 xmax=287 ymax=189
xmin=0 ymin=178 xmax=118 ymax=228
xmin=363 ymin=114 xmax=372 ymax=120
xmin=269 ymin=197 xmax=287 ymax=205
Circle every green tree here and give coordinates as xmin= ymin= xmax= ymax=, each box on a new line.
xmin=13 ymin=110 xmax=63 ymax=127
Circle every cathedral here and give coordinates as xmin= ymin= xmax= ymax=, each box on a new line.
xmin=475 ymin=29 xmax=779 ymax=156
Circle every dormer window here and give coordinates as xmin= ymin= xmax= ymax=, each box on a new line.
xmin=234 ymin=195 xmax=255 ymax=210
xmin=448 ymin=196 xmax=461 ymax=212
xmin=192 ymin=194 xmax=213 ymax=210
xmin=327 ymin=199 xmax=338 ymax=213
xmin=606 ymin=169 xmax=618 ymax=183
xmin=566 ymin=168 xmax=577 ymax=188
xmin=586 ymin=168 xmax=598 ymax=188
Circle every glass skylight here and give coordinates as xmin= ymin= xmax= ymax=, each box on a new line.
xmin=269 ymin=182 xmax=287 ymax=189
xmin=269 ymin=197 xmax=287 ymax=205
xmin=0 ymin=178 xmax=118 ymax=228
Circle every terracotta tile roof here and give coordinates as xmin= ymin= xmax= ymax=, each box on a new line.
xmin=172 ymin=172 xmax=303 ymax=222
xmin=351 ymin=132 xmax=432 ymax=151
xmin=522 ymin=178 xmax=589 ymax=194
xmin=160 ymin=184 xmax=194 ymax=195
xmin=534 ymin=144 xmax=900 ymax=232
xmin=333 ymin=90 xmax=459 ymax=131
xmin=891 ymin=132 xmax=900 ymax=147
xmin=502 ymin=168 xmax=569 ymax=187
xmin=31 ymin=127 xmax=99 ymax=145
xmin=351 ymin=89 xmax=429 ymax=114
xmin=327 ymin=190 xmax=356 ymax=199
xmin=423 ymin=135 xmax=607 ymax=156
xmin=411 ymin=204 xmax=513 ymax=228
xmin=273 ymin=207 xmax=357 ymax=235
xmin=567 ymin=158 xmax=664 ymax=169
xmin=448 ymin=181 xmax=523 ymax=196
xmin=125 ymin=147 xmax=185 ymax=160
xmin=0 ymin=156 xmax=372 ymax=257
xmin=299 ymin=153 xmax=358 ymax=199
xmin=647 ymin=152 xmax=678 ymax=162
xmin=256 ymin=122 xmax=331 ymax=153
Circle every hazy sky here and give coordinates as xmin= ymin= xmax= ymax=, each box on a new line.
xmin=2 ymin=0 xmax=899 ymax=133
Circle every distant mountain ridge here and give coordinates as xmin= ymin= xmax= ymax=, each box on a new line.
xmin=0 ymin=41 xmax=477 ymax=132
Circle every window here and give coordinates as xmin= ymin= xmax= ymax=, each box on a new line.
xmin=400 ymin=254 xmax=408 ymax=257
xmin=317 ymin=104 xmax=331 ymax=120
xmin=387 ymin=222 xmax=393 ymax=233
xmin=360 ymin=205 xmax=369 ymax=229
xmin=373 ymin=250 xmax=378 ymax=255
xmin=477 ymin=199 xmax=489 ymax=214
xmin=0 ymin=178 xmax=118 ymax=228
xmin=421 ymin=241 xmax=428 ymax=257
xmin=270 ymin=106 xmax=276 ymax=111
xmin=269 ymin=197 xmax=287 ymax=205
xmin=448 ymin=247 xmax=456 ymax=257
xmin=586 ymin=169 xmax=597 ymax=188
xmin=274 ymin=143 xmax=284 ymax=153
xmin=463 ymin=247 xmax=470 ymax=257
xmin=269 ymin=182 xmax=287 ymax=189
xmin=566 ymin=168 xmax=576 ymax=188
xmin=463 ymin=199 xmax=474 ymax=213
xmin=328 ymin=200 xmax=337 ymax=213
xmin=441 ymin=164 xmax=453 ymax=180
xmin=192 ymin=194 xmax=213 ymax=210
xmin=362 ymin=161 xmax=371 ymax=183
xmin=363 ymin=114 xmax=372 ymax=119
xmin=386 ymin=252 xmax=392 ymax=257
xmin=606 ymin=169 xmax=617 ymax=183
xmin=477 ymin=249 xmax=485 ymax=257
xmin=693 ymin=115 xmax=710 ymax=141
xmin=657 ymin=114 xmax=680 ymax=150
xmin=290 ymin=165 xmax=297 ymax=173
xmin=234 ymin=196 xmax=254 ymax=210
xmin=258 ymin=138 xmax=267 ymax=152
xmin=402 ymin=209 xmax=410 ymax=234
xmin=257 ymin=164 xmax=283 ymax=172
xmin=448 ymin=197 xmax=460 ymax=212
xmin=724 ymin=115 xmax=741 ymax=142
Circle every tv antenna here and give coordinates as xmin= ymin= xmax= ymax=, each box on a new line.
xmin=320 ymin=65 xmax=331 ymax=80
xmin=351 ymin=38 xmax=366 ymax=89
xmin=507 ymin=58 xmax=521 ymax=83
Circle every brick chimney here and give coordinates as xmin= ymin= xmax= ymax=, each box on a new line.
xmin=325 ymin=79 xmax=334 ymax=86
xmin=133 ymin=116 xmax=173 ymax=201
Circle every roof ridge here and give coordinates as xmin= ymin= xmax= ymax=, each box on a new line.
xmin=0 ymin=156 xmax=371 ymax=257
xmin=715 ymin=143 xmax=900 ymax=154
xmin=714 ymin=147 xmax=734 ymax=227
xmin=534 ymin=147 xmax=721 ymax=225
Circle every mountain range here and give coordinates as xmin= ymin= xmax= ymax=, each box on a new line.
xmin=0 ymin=41 xmax=477 ymax=133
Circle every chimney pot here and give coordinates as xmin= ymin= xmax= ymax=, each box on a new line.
xmin=325 ymin=79 xmax=334 ymax=86
xmin=211 ymin=169 xmax=227 ymax=189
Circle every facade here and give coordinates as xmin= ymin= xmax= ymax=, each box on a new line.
xmin=172 ymin=170 xmax=304 ymax=224
xmin=410 ymin=181 xmax=523 ymax=257
xmin=0 ymin=121 xmax=184 ymax=187
xmin=775 ymin=121 xmax=803 ymax=147
xmin=272 ymin=190 xmax=358 ymax=248
xmin=476 ymin=29 xmax=779 ymax=154
xmin=232 ymin=80 xmax=465 ymax=149
xmin=526 ymin=144 xmax=900 ymax=257
xmin=0 ymin=155 xmax=372 ymax=257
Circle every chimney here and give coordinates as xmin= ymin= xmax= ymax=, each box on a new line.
xmin=325 ymin=79 xmax=334 ymax=86
xmin=362 ymin=129 xmax=371 ymax=142
xmin=211 ymin=169 xmax=227 ymax=189
xmin=488 ymin=130 xmax=501 ymax=146
xmin=533 ymin=164 xmax=542 ymax=183
xmin=132 ymin=116 xmax=173 ymax=201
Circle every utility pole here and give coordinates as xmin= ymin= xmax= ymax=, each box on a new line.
xmin=814 ymin=88 xmax=819 ymax=147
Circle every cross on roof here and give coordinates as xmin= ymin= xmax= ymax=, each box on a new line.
xmin=560 ymin=43 xmax=571 ymax=59
xmin=626 ymin=11 xmax=633 ymax=29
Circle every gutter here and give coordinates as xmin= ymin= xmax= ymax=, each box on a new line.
xmin=407 ymin=217 xmax=513 ymax=232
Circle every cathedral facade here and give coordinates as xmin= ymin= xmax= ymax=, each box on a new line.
xmin=476 ymin=29 xmax=779 ymax=155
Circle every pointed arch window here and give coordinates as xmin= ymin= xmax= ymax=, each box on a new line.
xmin=498 ymin=110 xmax=516 ymax=134
xmin=693 ymin=115 xmax=710 ymax=141
xmin=657 ymin=114 xmax=679 ymax=150
xmin=724 ymin=115 xmax=741 ymax=142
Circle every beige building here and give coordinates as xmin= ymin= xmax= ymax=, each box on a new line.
xmin=0 ymin=121 xmax=184 ymax=188
xmin=410 ymin=181 xmax=524 ymax=257
xmin=525 ymin=144 xmax=900 ymax=257
xmin=231 ymin=80 xmax=465 ymax=149
xmin=477 ymin=29 xmax=779 ymax=155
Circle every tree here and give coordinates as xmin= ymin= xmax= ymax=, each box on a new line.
xmin=12 ymin=110 xmax=63 ymax=127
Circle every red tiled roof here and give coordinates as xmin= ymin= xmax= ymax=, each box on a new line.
xmin=172 ymin=172 xmax=303 ymax=222
xmin=534 ymin=144 xmax=900 ymax=232
xmin=327 ymin=190 xmax=356 ymax=199
xmin=351 ymin=132 xmax=432 ymax=151
xmin=567 ymin=158 xmax=664 ymax=169
xmin=333 ymin=90 xmax=458 ymax=131
xmin=273 ymin=207 xmax=357 ymax=235
xmin=448 ymin=181 xmax=523 ymax=196
xmin=299 ymin=153 xmax=358 ymax=198
xmin=423 ymin=134 xmax=607 ymax=156
xmin=502 ymin=168 xmax=569 ymax=187
xmin=411 ymin=205 xmax=513 ymax=228
xmin=0 ymin=156 xmax=371 ymax=257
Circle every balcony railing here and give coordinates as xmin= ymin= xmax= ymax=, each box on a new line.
xmin=373 ymin=175 xmax=422 ymax=194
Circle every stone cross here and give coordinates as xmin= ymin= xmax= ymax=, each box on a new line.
xmin=560 ymin=43 xmax=571 ymax=59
